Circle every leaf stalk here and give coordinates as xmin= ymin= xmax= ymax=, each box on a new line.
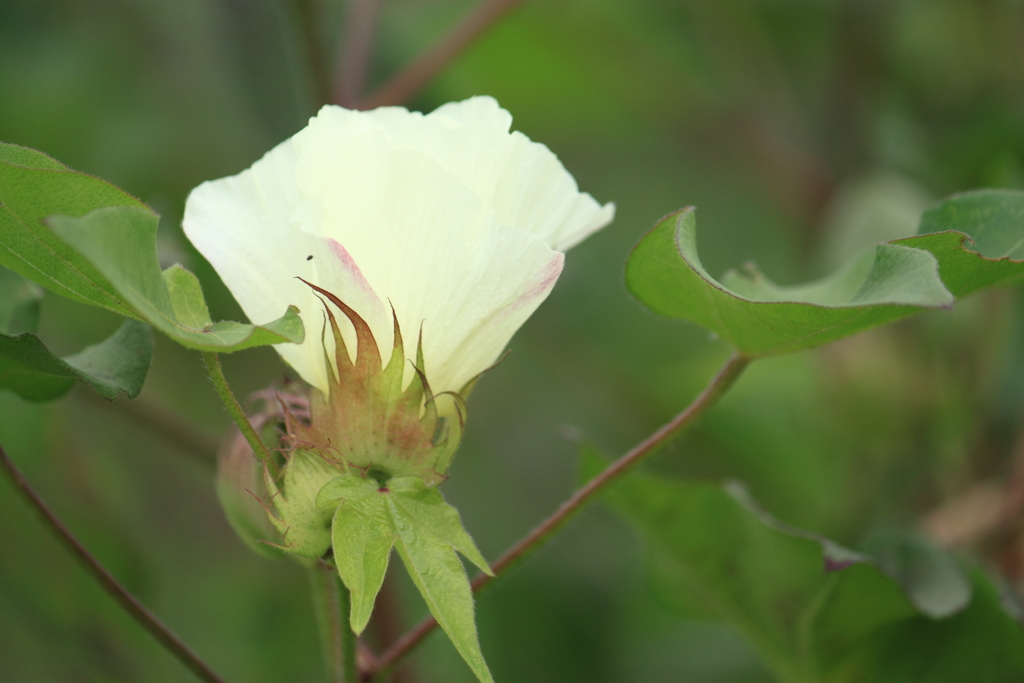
xmin=202 ymin=352 xmax=277 ymax=475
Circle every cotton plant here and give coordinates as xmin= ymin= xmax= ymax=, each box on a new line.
xmin=183 ymin=96 xmax=613 ymax=680
xmin=4 ymin=91 xmax=1024 ymax=683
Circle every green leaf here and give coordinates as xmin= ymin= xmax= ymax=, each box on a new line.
xmin=626 ymin=208 xmax=954 ymax=357
xmin=0 ymin=266 xmax=43 ymax=336
xmin=584 ymin=451 xmax=1024 ymax=682
xmin=0 ymin=318 xmax=153 ymax=402
xmin=0 ymin=143 xmax=304 ymax=352
xmin=389 ymin=483 xmax=494 ymax=683
xmin=0 ymin=142 xmax=148 ymax=318
xmin=316 ymin=474 xmax=492 ymax=668
xmin=388 ymin=476 xmax=493 ymax=577
xmin=48 ymin=206 xmax=304 ymax=352
xmin=893 ymin=189 xmax=1024 ymax=297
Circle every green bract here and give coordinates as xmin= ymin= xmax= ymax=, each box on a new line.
xmin=255 ymin=283 xmax=495 ymax=681
xmin=262 ymin=457 xmax=494 ymax=682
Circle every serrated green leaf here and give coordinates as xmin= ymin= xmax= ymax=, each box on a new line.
xmin=0 ymin=142 xmax=148 ymax=318
xmin=390 ymin=490 xmax=494 ymax=683
xmin=47 ymin=206 xmax=304 ymax=352
xmin=0 ymin=266 xmax=42 ymax=336
xmin=0 ymin=318 xmax=153 ymax=402
xmin=265 ymin=449 xmax=339 ymax=558
xmin=893 ymin=189 xmax=1024 ymax=297
xmin=388 ymin=476 xmax=492 ymax=576
xmin=329 ymin=491 xmax=396 ymax=634
xmin=317 ymin=475 xmax=395 ymax=634
xmin=627 ymin=208 xmax=954 ymax=357
xmin=582 ymin=450 xmax=1024 ymax=682
xmin=317 ymin=474 xmax=491 ymax=643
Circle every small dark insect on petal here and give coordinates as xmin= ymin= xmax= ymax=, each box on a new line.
xmin=306 ymin=255 xmax=314 ymax=261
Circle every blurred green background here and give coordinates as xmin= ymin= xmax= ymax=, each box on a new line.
xmin=3 ymin=0 xmax=1024 ymax=680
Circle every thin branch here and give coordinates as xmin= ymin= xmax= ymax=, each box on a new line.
xmin=358 ymin=0 xmax=528 ymax=110
xmin=371 ymin=352 xmax=752 ymax=673
xmin=0 ymin=442 xmax=227 ymax=683
xmin=294 ymin=0 xmax=334 ymax=108
xmin=202 ymin=352 xmax=277 ymax=476
xmin=336 ymin=0 xmax=384 ymax=108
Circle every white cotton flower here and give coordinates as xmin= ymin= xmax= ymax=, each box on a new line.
xmin=182 ymin=96 xmax=614 ymax=398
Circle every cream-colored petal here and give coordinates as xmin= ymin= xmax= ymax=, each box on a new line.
xmin=182 ymin=139 xmax=386 ymax=394
xmin=363 ymin=97 xmax=615 ymax=251
xmin=294 ymin=106 xmax=564 ymax=394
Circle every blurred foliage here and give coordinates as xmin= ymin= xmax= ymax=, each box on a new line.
xmin=3 ymin=0 xmax=1024 ymax=681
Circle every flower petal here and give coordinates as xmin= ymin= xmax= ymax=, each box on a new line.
xmin=364 ymin=96 xmax=615 ymax=251
xmin=183 ymin=139 xmax=386 ymax=394
xmin=294 ymin=106 xmax=564 ymax=394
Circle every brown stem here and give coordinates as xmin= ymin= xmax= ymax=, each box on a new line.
xmin=358 ymin=0 xmax=528 ymax=109
xmin=336 ymin=0 xmax=383 ymax=108
xmin=0 ymin=442 xmax=227 ymax=683
xmin=371 ymin=352 xmax=751 ymax=673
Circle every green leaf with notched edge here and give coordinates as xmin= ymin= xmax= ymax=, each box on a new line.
xmin=0 ymin=318 xmax=153 ymax=402
xmin=581 ymin=451 xmax=1024 ymax=683
xmin=389 ymin=487 xmax=494 ymax=683
xmin=316 ymin=474 xmax=492 ymax=677
xmin=318 ymin=476 xmax=395 ymax=635
xmin=627 ymin=207 xmax=954 ymax=357
xmin=0 ymin=266 xmax=42 ymax=336
xmin=893 ymin=189 xmax=1024 ymax=297
xmin=0 ymin=142 xmax=147 ymax=318
xmin=47 ymin=206 xmax=304 ymax=352
xmin=388 ymin=476 xmax=493 ymax=577
xmin=323 ymin=481 xmax=396 ymax=635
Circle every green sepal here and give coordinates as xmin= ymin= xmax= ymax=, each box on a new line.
xmin=0 ymin=318 xmax=153 ymax=402
xmin=295 ymin=282 xmax=465 ymax=485
xmin=264 ymin=449 xmax=339 ymax=558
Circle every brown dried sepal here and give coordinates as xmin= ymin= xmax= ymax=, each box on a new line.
xmin=290 ymin=279 xmax=465 ymax=487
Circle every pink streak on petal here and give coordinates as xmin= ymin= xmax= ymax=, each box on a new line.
xmin=501 ymin=252 xmax=565 ymax=318
xmin=326 ymin=238 xmax=376 ymax=296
